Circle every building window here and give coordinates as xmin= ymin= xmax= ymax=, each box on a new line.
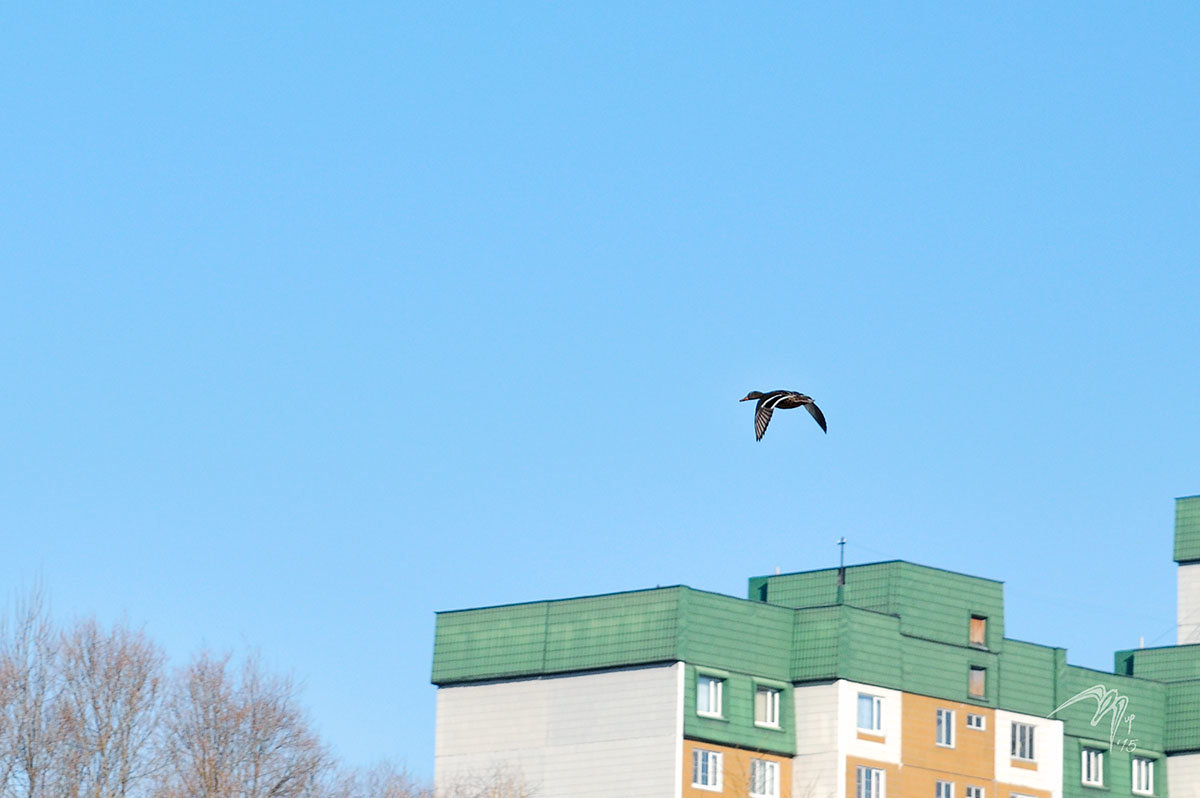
xmin=1082 ymin=748 xmax=1104 ymax=787
xmin=969 ymin=666 xmax=986 ymax=698
xmin=857 ymin=766 xmax=885 ymax=798
xmin=970 ymin=615 xmax=988 ymax=647
xmin=755 ymin=686 xmax=781 ymax=728
xmin=697 ymin=675 xmax=723 ymax=718
xmin=966 ymin=787 xmax=984 ymax=798
xmin=1011 ymin=722 xmax=1036 ymax=761
xmin=936 ymin=781 xmax=953 ymax=798
xmin=966 ymin=713 xmax=985 ymax=730
xmin=936 ymin=708 xmax=955 ymax=747
xmin=1132 ymin=756 xmax=1154 ymax=795
xmin=750 ymin=758 xmax=779 ymax=798
xmin=858 ymin=693 xmax=883 ymax=732
xmin=692 ymin=748 xmax=722 ymax=791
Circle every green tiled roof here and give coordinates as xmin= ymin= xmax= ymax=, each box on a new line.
xmin=1054 ymin=664 xmax=1165 ymax=751
xmin=1116 ymin=644 xmax=1200 ymax=682
xmin=683 ymin=664 xmax=795 ymax=755
xmin=431 ymin=586 xmax=798 ymax=685
xmin=997 ymin=639 xmax=1062 ymax=716
xmin=1174 ymin=495 xmax=1200 ymax=563
xmin=1116 ymin=644 xmax=1200 ymax=752
xmin=790 ymin=605 xmax=841 ymax=679
xmin=752 ymin=561 xmax=1005 ymax=649
xmin=1163 ymin=680 xmax=1200 ymax=752
xmin=432 ymin=588 xmax=683 ymax=684
xmin=433 ymin=559 xmax=1170 ymax=760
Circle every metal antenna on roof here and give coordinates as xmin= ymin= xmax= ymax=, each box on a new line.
xmin=837 ymin=537 xmax=847 ymax=604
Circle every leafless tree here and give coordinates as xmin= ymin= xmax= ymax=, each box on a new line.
xmin=325 ymin=762 xmax=432 ymax=798
xmin=437 ymin=764 xmax=536 ymax=798
xmin=0 ymin=589 xmax=459 ymax=798
xmin=0 ymin=588 xmax=63 ymax=797
xmin=155 ymin=652 xmax=329 ymax=798
xmin=56 ymin=618 xmax=165 ymax=798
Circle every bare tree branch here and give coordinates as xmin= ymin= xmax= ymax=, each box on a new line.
xmin=0 ymin=587 xmax=62 ymax=798
xmin=57 ymin=618 xmax=165 ymax=798
xmin=156 ymin=652 xmax=330 ymax=798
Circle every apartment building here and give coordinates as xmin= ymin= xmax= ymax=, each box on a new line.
xmin=431 ymin=496 xmax=1200 ymax=798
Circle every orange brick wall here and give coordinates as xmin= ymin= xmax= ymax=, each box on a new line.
xmin=846 ymin=756 xmax=903 ymax=798
xmin=900 ymin=694 xmax=995 ymax=780
xmin=682 ymin=739 xmax=792 ymax=798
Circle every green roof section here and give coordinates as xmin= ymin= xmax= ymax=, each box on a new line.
xmin=433 ymin=557 xmax=1174 ymax=759
xmin=751 ymin=561 xmax=1005 ymax=649
xmin=1053 ymin=664 xmax=1165 ymax=751
xmin=431 ymin=585 xmax=798 ymax=686
xmin=1116 ymin=643 xmax=1200 ymax=682
xmin=683 ymin=664 xmax=795 ymax=756
xmin=432 ymin=587 xmax=684 ymax=684
xmin=996 ymin=638 xmax=1062 ymax=717
xmin=1116 ymin=644 xmax=1200 ymax=752
xmin=1174 ymin=495 xmax=1200 ymax=563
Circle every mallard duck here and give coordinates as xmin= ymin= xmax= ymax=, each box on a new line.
xmin=740 ymin=390 xmax=827 ymax=441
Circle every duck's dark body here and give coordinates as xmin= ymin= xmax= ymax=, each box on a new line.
xmin=740 ymin=390 xmax=827 ymax=441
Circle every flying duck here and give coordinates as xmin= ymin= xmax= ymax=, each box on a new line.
xmin=740 ymin=390 xmax=827 ymax=441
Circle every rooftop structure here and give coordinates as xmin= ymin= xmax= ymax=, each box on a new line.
xmin=432 ymin=497 xmax=1200 ymax=798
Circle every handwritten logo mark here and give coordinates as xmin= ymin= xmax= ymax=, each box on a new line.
xmin=1047 ymin=684 xmax=1137 ymax=752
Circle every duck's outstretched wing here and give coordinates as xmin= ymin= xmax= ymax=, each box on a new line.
xmin=805 ymin=400 xmax=827 ymax=433
xmin=754 ymin=398 xmax=776 ymax=441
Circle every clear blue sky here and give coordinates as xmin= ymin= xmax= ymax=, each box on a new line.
xmin=3 ymin=2 xmax=1198 ymax=782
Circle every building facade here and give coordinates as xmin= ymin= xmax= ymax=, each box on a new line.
xmin=432 ymin=496 xmax=1200 ymax=798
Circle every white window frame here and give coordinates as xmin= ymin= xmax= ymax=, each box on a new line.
xmin=697 ymin=674 xmax=723 ymax=718
xmin=936 ymin=781 xmax=953 ymax=798
xmin=857 ymin=693 xmax=883 ymax=733
xmin=692 ymin=747 xmax=723 ymax=791
xmin=755 ymin=685 xmax=781 ymax=728
xmin=1011 ymin=722 xmax=1036 ymax=761
xmin=936 ymin=708 xmax=955 ymax=748
xmin=966 ymin=713 xmax=985 ymax=730
xmin=1132 ymin=756 xmax=1154 ymax=796
xmin=966 ymin=787 xmax=984 ymax=798
xmin=857 ymin=766 xmax=885 ymax=798
xmin=1082 ymin=748 xmax=1104 ymax=787
xmin=750 ymin=758 xmax=780 ymax=798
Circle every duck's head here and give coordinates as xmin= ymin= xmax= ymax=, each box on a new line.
xmin=740 ymin=391 xmax=763 ymax=402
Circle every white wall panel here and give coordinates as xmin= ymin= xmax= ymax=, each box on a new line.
xmin=993 ymin=709 xmax=1063 ymax=797
xmin=1179 ymin=564 xmax=1200 ymax=644
xmin=435 ymin=662 xmax=682 ymax=798
xmin=1168 ymin=752 xmax=1200 ymax=798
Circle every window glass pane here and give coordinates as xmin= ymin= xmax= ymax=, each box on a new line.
xmin=756 ymin=687 xmax=779 ymax=725
xmin=1133 ymin=757 xmax=1154 ymax=793
xmin=858 ymin=694 xmax=880 ymax=730
xmin=698 ymin=676 xmax=721 ymax=715
xmin=936 ymin=709 xmax=953 ymax=745
xmin=752 ymin=759 xmax=776 ymax=795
